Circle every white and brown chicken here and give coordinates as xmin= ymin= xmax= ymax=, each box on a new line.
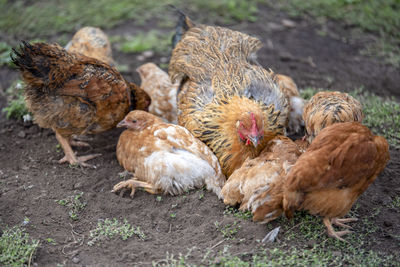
xmin=112 ymin=110 xmax=225 ymax=198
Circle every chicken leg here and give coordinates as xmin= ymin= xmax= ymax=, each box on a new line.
xmin=323 ymin=217 xmax=355 ymax=242
xmin=55 ymin=131 xmax=101 ymax=167
xmin=112 ymin=178 xmax=160 ymax=197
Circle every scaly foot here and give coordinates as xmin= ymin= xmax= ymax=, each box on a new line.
xmin=332 ymin=217 xmax=358 ymax=229
xmin=112 ymin=179 xmax=159 ymax=197
xmin=323 ymin=217 xmax=355 ymax=242
xmin=59 ymin=153 xmax=101 ymax=167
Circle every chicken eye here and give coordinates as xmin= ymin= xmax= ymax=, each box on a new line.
xmin=132 ymin=120 xmax=137 ymax=123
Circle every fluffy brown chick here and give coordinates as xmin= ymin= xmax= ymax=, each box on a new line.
xmin=11 ymin=42 xmax=150 ymax=167
xmin=303 ymin=91 xmax=363 ymax=143
xmin=283 ymin=122 xmax=389 ymax=241
xmin=112 ymin=110 xmax=225 ymax=198
xmin=272 ymin=73 xmax=305 ymax=135
xmin=169 ymin=13 xmax=288 ymax=177
xmin=65 ymin=26 xmax=114 ymax=66
xmin=137 ymin=63 xmax=179 ymax=124
xmin=222 ymin=136 xmax=301 ymax=223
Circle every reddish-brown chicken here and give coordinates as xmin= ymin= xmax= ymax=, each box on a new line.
xmin=137 ymin=63 xmax=179 ymax=124
xmin=11 ymin=42 xmax=150 ymax=166
xmin=303 ymin=91 xmax=363 ymax=143
xmin=65 ymin=26 xmax=114 ymax=66
xmin=169 ymin=13 xmax=288 ymax=177
xmin=222 ymin=135 xmax=301 ymax=223
xmin=283 ymin=122 xmax=389 ymax=241
xmin=112 ymin=110 xmax=225 ymax=198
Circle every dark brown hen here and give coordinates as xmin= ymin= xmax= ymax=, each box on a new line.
xmin=11 ymin=42 xmax=150 ymax=167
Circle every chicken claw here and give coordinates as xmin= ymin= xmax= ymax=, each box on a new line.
xmin=59 ymin=153 xmax=101 ymax=167
xmin=332 ymin=217 xmax=358 ymax=229
xmin=323 ymin=217 xmax=354 ymax=242
xmin=112 ymin=179 xmax=159 ymax=198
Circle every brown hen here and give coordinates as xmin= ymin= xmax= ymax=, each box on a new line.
xmin=222 ymin=135 xmax=301 ymax=223
xmin=65 ymin=26 xmax=114 ymax=66
xmin=283 ymin=122 xmax=389 ymax=241
xmin=112 ymin=111 xmax=225 ymax=198
xmin=303 ymin=91 xmax=363 ymax=143
xmin=169 ymin=13 xmax=288 ymax=177
xmin=11 ymin=42 xmax=150 ymax=167
xmin=137 ymin=63 xmax=179 ymax=124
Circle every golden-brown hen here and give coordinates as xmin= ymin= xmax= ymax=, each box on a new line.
xmin=283 ymin=122 xmax=389 ymax=241
xmin=169 ymin=14 xmax=288 ymax=177
xmin=137 ymin=63 xmax=179 ymax=124
xmin=112 ymin=110 xmax=225 ymax=198
xmin=222 ymin=135 xmax=301 ymax=223
xmin=303 ymin=91 xmax=363 ymax=143
xmin=65 ymin=26 xmax=114 ymax=66
xmin=11 ymin=42 xmax=150 ymax=166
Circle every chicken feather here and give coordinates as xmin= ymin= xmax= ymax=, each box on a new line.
xmin=112 ymin=110 xmax=225 ymax=198
xmin=170 ymin=15 xmax=288 ymax=177
xmin=11 ymin=42 xmax=150 ymax=166
xmin=283 ymin=122 xmax=389 ymax=241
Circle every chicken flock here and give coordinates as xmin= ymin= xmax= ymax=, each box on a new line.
xmin=11 ymin=12 xmax=389 ymax=242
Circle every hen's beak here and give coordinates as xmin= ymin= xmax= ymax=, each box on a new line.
xmin=117 ymin=119 xmax=127 ymax=128
xmin=248 ymin=135 xmax=260 ymax=147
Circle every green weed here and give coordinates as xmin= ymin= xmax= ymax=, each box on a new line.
xmin=118 ymin=30 xmax=173 ymax=53
xmin=56 ymin=192 xmax=86 ymax=221
xmin=214 ymin=221 xmax=240 ymax=239
xmin=0 ymin=226 xmax=39 ymax=266
xmin=87 ymin=218 xmax=146 ymax=246
xmin=223 ymin=206 xmax=252 ymax=220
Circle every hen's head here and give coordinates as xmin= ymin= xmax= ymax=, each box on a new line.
xmin=117 ymin=110 xmax=162 ymax=131
xmin=236 ymin=112 xmax=264 ymax=147
xmin=136 ymin=62 xmax=158 ymax=80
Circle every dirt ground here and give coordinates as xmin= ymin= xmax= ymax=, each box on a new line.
xmin=0 ymin=4 xmax=399 ymax=266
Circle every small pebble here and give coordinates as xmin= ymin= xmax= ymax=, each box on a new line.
xmin=282 ymin=19 xmax=296 ymax=28
xmin=72 ymin=257 xmax=80 ymax=264
xmin=142 ymin=50 xmax=154 ymax=58
xmin=18 ymin=130 xmax=26 ymax=138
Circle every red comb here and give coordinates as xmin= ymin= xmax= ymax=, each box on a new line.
xmin=250 ymin=112 xmax=258 ymax=136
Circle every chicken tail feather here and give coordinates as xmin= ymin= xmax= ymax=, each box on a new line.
xmin=11 ymin=41 xmax=75 ymax=94
xmin=170 ymin=5 xmax=195 ymax=49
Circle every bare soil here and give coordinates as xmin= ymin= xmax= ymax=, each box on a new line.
xmin=0 ymin=4 xmax=399 ymax=266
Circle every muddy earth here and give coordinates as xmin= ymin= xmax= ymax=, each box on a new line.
xmin=0 ymin=4 xmax=399 ymax=266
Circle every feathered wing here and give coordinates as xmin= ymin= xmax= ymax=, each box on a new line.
xmin=152 ymin=124 xmax=226 ymax=198
xmin=283 ymin=122 xmax=389 ymax=217
xmin=169 ymin=25 xmax=262 ymax=84
xmin=222 ymin=136 xmax=301 ymax=223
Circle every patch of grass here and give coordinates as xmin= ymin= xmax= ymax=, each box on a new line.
xmin=56 ymin=192 xmax=86 ymax=221
xmin=279 ymin=0 xmax=400 ymax=66
xmin=352 ymin=88 xmax=400 ymax=148
xmin=0 ymin=226 xmax=40 ymax=266
xmin=0 ymin=41 xmax=13 ymax=67
xmin=87 ymin=218 xmax=146 ymax=246
xmin=0 ymin=0 xmax=260 ymax=40
xmin=390 ymin=196 xmax=400 ymax=209
xmin=118 ymin=30 xmax=173 ymax=54
xmin=189 ymin=0 xmax=260 ymax=23
xmin=2 ymin=80 xmax=30 ymax=120
xmin=214 ymin=221 xmax=240 ymax=239
xmin=223 ymin=206 xmax=252 ymax=220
